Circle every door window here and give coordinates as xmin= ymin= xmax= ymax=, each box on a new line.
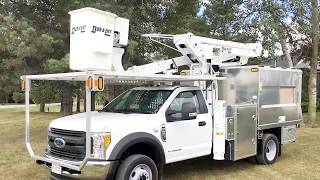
xmin=167 ymin=91 xmax=200 ymax=121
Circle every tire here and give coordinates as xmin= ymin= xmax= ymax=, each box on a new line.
xmin=115 ymin=154 xmax=158 ymax=180
xmin=256 ymin=134 xmax=279 ymax=165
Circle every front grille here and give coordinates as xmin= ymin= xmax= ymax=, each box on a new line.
xmin=47 ymin=128 xmax=86 ymax=161
xmin=51 ymin=128 xmax=85 ymax=137
xmin=50 ymin=147 xmax=84 ymax=160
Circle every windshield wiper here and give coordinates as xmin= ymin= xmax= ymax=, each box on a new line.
xmin=115 ymin=109 xmax=150 ymax=114
xmin=99 ymin=108 xmax=151 ymax=114
xmin=98 ymin=108 xmax=132 ymax=114
xmin=102 ymin=109 xmax=130 ymax=114
xmin=98 ymin=108 xmax=113 ymax=113
xmin=119 ymin=109 xmax=137 ymax=114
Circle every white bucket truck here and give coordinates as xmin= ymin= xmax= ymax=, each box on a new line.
xmin=22 ymin=8 xmax=302 ymax=180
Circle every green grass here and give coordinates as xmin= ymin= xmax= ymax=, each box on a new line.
xmin=0 ymin=110 xmax=61 ymax=180
xmin=0 ymin=103 xmax=61 ymax=113
xmin=0 ymin=103 xmax=103 ymax=113
xmin=0 ymin=108 xmax=319 ymax=180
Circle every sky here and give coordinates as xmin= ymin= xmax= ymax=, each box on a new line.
xmin=197 ymin=5 xmax=205 ymax=16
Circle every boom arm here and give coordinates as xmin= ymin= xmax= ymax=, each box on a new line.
xmin=126 ymin=33 xmax=262 ymax=75
xmin=127 ymin=56 xmax=189 ymax=74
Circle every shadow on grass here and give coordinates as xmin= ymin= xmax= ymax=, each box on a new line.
xmin=164 ymin=156 xmax=254 ymax=179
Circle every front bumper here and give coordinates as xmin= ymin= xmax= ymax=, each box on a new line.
xmin=42 ymin=157 xmax=110 ymax=180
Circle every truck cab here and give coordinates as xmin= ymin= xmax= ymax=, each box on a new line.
xmin=48 ymin=86 xmax=213 ymax=179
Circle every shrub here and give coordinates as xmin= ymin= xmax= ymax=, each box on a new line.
xmin=302 ymin=101 xmax=309 ymax=113
xmin=12 ymin=92 xmax=25 ymax=103
xmin=302 ymin=100 xmax=320 ymax=112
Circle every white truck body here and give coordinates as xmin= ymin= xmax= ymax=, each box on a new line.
xmin=21 ymin=7 xmax=302 ymax=180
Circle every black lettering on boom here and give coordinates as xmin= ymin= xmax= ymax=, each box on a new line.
xmin=91 ymin=25 xmax=112 ymax=36
xmin=71 ymin=25 xmax=86 ymax=34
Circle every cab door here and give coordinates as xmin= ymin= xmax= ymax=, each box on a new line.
xmin=164 ymin=90 xmax=212 ymax=163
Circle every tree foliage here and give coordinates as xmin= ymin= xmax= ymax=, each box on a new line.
xmin=0 ymin=0 xmax=205 ymax=112
xmin=0 ymin=0 xmax=318 ymax=120
xmin=0 ymin=14 xmax=56 ymax=104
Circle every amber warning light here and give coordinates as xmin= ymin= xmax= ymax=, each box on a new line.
xmin=21 ymin=80 xmax=26 ymax=91
xmin=86 ymin=76 xmax=104 ymax=91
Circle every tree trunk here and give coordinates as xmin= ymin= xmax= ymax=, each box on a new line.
xmin=60 ymin=98 xmax=64 ymax=112
xmin=40 ymin=99 xmax=45 ymax=112
xmin=308 ymin=0 xmax=319 ymax=128
xmin=279 ymin=38 xmax=293 ymax=68
xmin=91 ymin=92 xmax=95 ymax=111
xmin=83 ymin=94 xmax=86 ymax=112
xmin=63 ymin=87 xmax=73 ymax=116
xmin=76 ymin=92 xmax=81 ymax=113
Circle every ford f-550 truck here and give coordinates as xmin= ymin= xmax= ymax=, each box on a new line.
xmin=22 ymin=8 xmax=302 ymax=180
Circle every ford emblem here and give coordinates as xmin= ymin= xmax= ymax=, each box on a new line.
xmin=54 ymin=138 xmax=66 ymax=148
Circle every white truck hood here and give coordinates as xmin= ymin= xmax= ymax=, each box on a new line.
xmin=49 ymin=111 xmax=151 ymax=132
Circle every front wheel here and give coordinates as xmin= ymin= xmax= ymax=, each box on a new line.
xmin=115 ymin=154 xmax=158 ymax=180
xmin=256 ymin=134 xmax=279 ymax=165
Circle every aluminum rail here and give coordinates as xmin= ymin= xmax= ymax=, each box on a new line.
xmin=21 ymin=71 xmax=226 ymax=81
xmin=22 ymin=71 xmax=225 ymax=172
xmin=23 ymin=78 xmax=91 ymax=171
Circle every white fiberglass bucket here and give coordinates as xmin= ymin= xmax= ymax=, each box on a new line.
xmin=69 ymin=7 xmax=117 ymax=71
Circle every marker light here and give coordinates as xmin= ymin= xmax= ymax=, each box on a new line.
xmin=86 ymin=76 xmax=93 ymax=90
xmin=21 ymin=80 xmax=26 ymax=91
xmin=251 ymin=67 xmax=259 ymax=72
xmin=97 ymin=76 xmax=104 ymax=91
xmin=103 ymin=133 xmax=111 ymax=148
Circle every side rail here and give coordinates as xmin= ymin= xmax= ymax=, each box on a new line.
xmin=22 ymin=76 xmax=94 ymax=172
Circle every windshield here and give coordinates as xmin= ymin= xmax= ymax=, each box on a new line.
xmin=101 ymin=90 xmax=172 ymax=114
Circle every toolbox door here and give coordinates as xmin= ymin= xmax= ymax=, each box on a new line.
xmin=234 ymin=105 xmax=257 ymax=160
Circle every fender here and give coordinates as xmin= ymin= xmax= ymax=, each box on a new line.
xmin=108 ymin=132 xmax=166 ymax=165
xmin=106 ymin=132 xmax=166 ymax=179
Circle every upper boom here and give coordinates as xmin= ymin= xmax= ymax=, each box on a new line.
xmin=127 ymin=33 xmax=262 ymax=75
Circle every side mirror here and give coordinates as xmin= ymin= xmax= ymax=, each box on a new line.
xmin=165 ymin=109 xmax=177 ymax=122
xmin=181 ymin=102 xmax=197 ymax=120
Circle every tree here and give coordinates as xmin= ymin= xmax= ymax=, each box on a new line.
xmin=30 ymin=81 xmax=59 ymax=112
xmin=260 ymin=0 xmax=294 ymax=67
xmin=204 ymin=0 xmax=308 ymax=66
xmin=204 ymin=0 xmax=246 ymax=40
xmin=47 ymin=55 xmax=80 ymax=116
xmin=308 ymin=0 xmax=319 ymax=127
xmin=0 ymin=15 xmax=56 ymax=110
xmin=0 ymin=0 xmax=100 ymax=113
xmin=165 ymin=0 xmax=205 ymax=34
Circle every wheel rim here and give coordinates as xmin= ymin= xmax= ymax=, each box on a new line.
xmin=129 ymin=164 xmax=152 ymax=180
xmin=266 ymin=139 xmax=277 ymax=161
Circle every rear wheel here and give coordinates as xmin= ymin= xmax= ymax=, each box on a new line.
xmin=115 ymin=154 xmax=158 ymax=180
xmin=256 ymin=134 xmax=279 ymax=165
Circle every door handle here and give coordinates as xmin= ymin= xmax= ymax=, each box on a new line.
xmin=198 ymin=121 xmax=206 ymax=126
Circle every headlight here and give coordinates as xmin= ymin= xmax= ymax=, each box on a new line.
xmin=91 ymin=133 xmax=111 ymax=159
